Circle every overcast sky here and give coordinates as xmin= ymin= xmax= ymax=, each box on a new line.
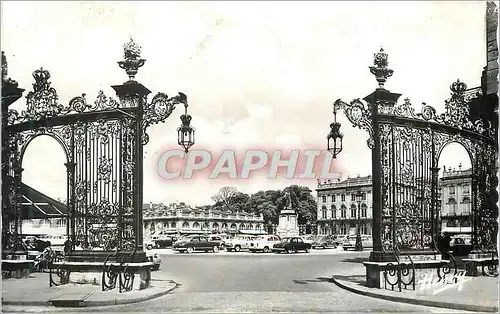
xmin=2 ymin=1 xmax=483 ymax=205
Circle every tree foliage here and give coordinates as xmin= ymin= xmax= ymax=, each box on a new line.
xmin=210 ymin=185 xmax=317 ymax=227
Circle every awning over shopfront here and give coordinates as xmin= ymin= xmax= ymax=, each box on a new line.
xmin=20 ymin=182 xmax=68 ymax=219
xmin=238 ymin=230 xmax=268 ymax=235
xmin=441 ymin=227 xmax=472 ymax=234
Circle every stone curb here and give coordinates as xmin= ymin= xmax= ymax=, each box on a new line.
xmin=2 ymin=281 xmax=180 ymax=307
xmin=332 ymin=276 xmax=499 ymax=313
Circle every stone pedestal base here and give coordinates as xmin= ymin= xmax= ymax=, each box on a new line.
xmin=2 ymin=259 xmax=34 ymax=279
xmin=53 ymin=261 xmax=153 ymax=291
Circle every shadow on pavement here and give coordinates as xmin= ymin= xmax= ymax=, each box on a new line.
xmin=292 ymin=277 xmax=335 ymax=285
xmin=334 ymin=275 xmax=367 ymax=286
xmin=340 ymin=257 xmax=369 ymax=264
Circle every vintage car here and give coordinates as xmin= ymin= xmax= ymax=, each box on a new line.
xmin=172 ymin=235 xmax=222 ymax=253
xmin=272 ymin=237 xmax=312 ymax=253
xmin=342 ymin=235 xmax=373 ymax=250
xmin=39 ymin=234 xmax=67 ymax=246
xmin=224 ymin=235 xmax=255 ymax=252
xmin=311 ymin=235 xmax=338 ymax=249
xmin=145 ymin=247 xmax=162 ymax=271
xmin=209 ymin=234 xmax=232 ymax=249
xmin=153 ymin=236 xmax=178 ymax=248
xmin=248 ymin=235 xmax=281 ymax=253
xmin=450 ymin=237 xmax=472 ymax=256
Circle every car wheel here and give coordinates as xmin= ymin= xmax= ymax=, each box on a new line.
xmin=263 ymin=246 xmax=270 ymax=253
xmin=147 ymin=244 xmax=153 ymax=250
xmin=285 ymin=248 xmax=291 ymax=254
xmin=213 ymin=246 xmax=219 ymax=253
xmin=305 ymin=248 xmax=310 ymax=253
xmin=152 ymin=264 xmax=160 ymax=271
xmin=227 ymin=248 xmax=232 ymax=252
xmin=322 ymin=244 xmax=327 ymax=249
xmin=343 ymin=247 xmax=347 ymax=251
xmin=235 ymin=245 xmax=241 ymax=252
xmin=187 ymin=246 xmax=194 ymax=254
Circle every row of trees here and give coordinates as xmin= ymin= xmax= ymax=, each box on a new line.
xmin=211 ymin=185 xmax=318 ymax=230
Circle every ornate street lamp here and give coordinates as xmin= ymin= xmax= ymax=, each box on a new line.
xmin=327 ymin=108 xmax=343 ymax=158
xmin=177 ymin=97 xmax=195 ymax=153
xmin=355 ymin=191 xmax=364 ymax=251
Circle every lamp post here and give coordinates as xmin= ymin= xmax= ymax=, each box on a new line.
xmin=355 ymin=191 xmax=364 ymax=251
xmin=327 ymin=108 xmax=343 ymax=158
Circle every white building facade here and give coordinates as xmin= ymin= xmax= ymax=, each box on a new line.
xmin=316 ymin=175 xmax=373 ymax=236
xmin=439 ymin=164 xmax=472 ymax=235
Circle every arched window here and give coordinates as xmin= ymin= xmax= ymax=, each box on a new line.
xmin=360 ymin=223 xmax=368 ymax=235
xmin=230 ymin=223 xmax=237 ymax=230
xmin=213 ymin=222 xmax=219 ymax=230
xmin=193 ymin=222 xmax=200 ymax=229
xmin=447 ymin=198 xmax=457 ymax=214
xmin=461 ymin=219 xmax=471 ymax=227
xmin=340 ymin=224 xmax=347 ymax=235
xmin=350 ymin=205 xmax=357 ymax=218
xmin=321 ymin=205 xmax=327 ymax=219
xmin=446 ymin=220 xmax=457 ymax=227
xmin=331 ymin=205 xmax=336 ymax=219
xmin=222 ymin=223 xmax=228 ymax=230
xmin=171 ymin=222 xmax=176 ymax=228
xmin=361 ymin=204 xmax=367 ymax=218
xmin=182 ymin=221 xmax=190 ymax=229
xmin=341 ymin=205 xmax=347 ymax=218
xmin=202 ymin=222 xmax=209 ymax=230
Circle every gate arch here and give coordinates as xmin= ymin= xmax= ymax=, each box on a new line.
xmin=2 ymin=39 xmax=195 ymax=260
xmin=334 ymin=49 xmax=498 ymax=259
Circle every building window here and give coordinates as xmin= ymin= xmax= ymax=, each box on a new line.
xmin=341 ymin=206 xmax=346 ymax=218
xmin=449 ymin=186 xmax=455 ymax=195
xmin=182 ymin=221 xmax=190 ymax=229
xmin=341 ymin=194 xmax=345 ymax=202
xmin=463 ymin=184 xmax=470 ymax=194
xmin=171 ymin=222 xmax=176 ymax=228
xmin=331 ymin=195 xmax=336 ymax=202
xmin=447 ymin=198 xmax=457 ymax=214
xmin=351 ymin=194 xmax=356 ymax=201
xmin=322 ymin=205 xmax=327 ymax=219
xmin=362 ymin=193 xmax=366 ymax=200
xmin=361 ymin=204 xmax=367 ymax=218
xmin=350 ymin=205 xmax=357 ymax=218
xmin=322 ymin=195 xmax=327 ymax=203
xmin=360 ymin=223 xmax=368 ymax=235
xmin=340 ymin=224 xmax=347 ymax=234
xmin=331 ymin=205 xmax=336 ymax=219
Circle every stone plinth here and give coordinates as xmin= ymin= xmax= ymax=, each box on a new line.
xmin=276 ymin=209 xmax=299 ymax=238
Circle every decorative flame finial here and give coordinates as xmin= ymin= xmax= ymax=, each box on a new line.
xmin=118 ymin=37 xmax=146 ymax=82
xmin=369 ymin=47 xmax=394 ymax=89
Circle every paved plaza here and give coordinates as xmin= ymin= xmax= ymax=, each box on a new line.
xmin=3 ymin=250 xmax=489 ymax=313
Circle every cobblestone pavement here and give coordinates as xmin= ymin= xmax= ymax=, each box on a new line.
xmin=2 ymin=251 xmax=472 ymax=313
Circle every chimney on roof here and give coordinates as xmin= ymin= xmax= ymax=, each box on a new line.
xmin=347 ymin=175 xmax=351 ymax=179
xmin=458 ymin=163 xmax=462 ymax=170
xmin=149 ymin=202 xmax=153 ymax=209
xmin=357 ymin=174 xmax=360 ymax=178
xmin=443 ymin=165 xmax=446 ymax=172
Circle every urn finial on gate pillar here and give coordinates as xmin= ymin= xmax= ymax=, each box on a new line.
xmin=118 ymin=37 xmax=146 ymax=83
xmin=369 ymin=48 xmax=394 ymax=90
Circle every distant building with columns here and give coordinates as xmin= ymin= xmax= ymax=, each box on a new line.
xmin=315 ymin=175 xmax=373 ymax=236
xmin=143 ymin=202 xmax=265 ymax=238
xmin=439 ymin=164 xmax=472 ymax=235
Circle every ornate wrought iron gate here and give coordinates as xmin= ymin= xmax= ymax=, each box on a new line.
xmin=334 ymin=48 xmax=498 ymax=261
xmin=2 ymin=39 xmax=194 ymax=258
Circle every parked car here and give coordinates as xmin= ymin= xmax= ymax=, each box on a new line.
xmin=342 ymin=235 xmax=373 ymax=250
xmin=248 ymin=235 xmax=281 ymax=253
xmin=312 ymin=235 xmax=338 ymax=249
xmin=39 ymin=235 xmax=67 ymax=246
xmin=450 ymin=237 xmax=472 ymax=256
xmin=209 ymin=234 xmax=232 ymax=249
xmin=145 ymin=246 xmax=161 ymax=271
xmin=172 ymin=235 xmax=222 ymax=253
xmin=273 ymin=237 xmax=312 ymax=253
xmin=144 ymin=239 xmax=156 ymax=250
xmin=300 ymin=234 xmax=318 ymax=245
xmin=154 ymin=236 xmax=178 ymax=248
xmin=225 ymin=235 xmax=256 ymax=252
